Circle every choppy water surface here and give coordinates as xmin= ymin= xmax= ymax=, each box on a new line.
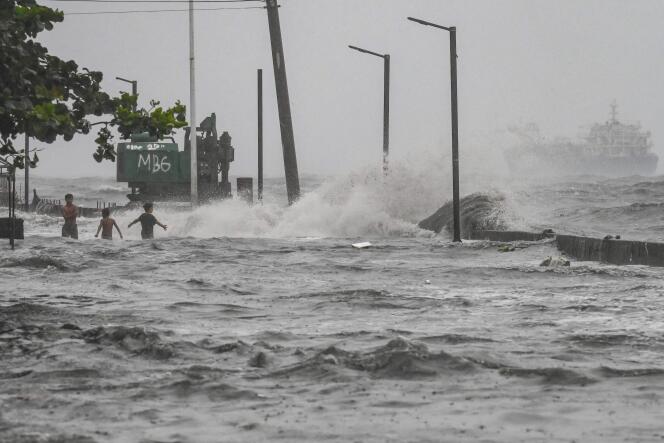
xmin=2 ymin=171 xmax=664 ymax=442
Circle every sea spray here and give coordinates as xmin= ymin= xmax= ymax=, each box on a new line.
xmin=130 ymin=161 xmax=458 ymax=239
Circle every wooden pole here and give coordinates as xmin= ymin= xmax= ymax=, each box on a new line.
xmin=266 ymin=0 xmax=300 ymax=205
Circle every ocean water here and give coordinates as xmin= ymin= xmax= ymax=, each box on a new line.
xmin=1 ymin=166 xmax=664 ymax=442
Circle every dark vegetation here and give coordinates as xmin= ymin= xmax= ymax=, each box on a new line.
xmin=0 ymin=0 xmax=187 ymax=169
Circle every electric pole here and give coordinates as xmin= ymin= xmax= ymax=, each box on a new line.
xmin=266 ymin=0 xmax=300 ymax=205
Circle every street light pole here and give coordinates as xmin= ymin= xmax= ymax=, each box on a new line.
xmin=24 ymin=132 xmax=29 ymax=212
xmin=348 ymin=45 xmax=390 ymax=174
xmin=188 ymin=0 xmax=198 ymax=206
xmin=258 ymin=68 xmax=263 ymax=202
xmin=407 ymin=17 xmax=461 ymax=243
xmin=449 ymin=28 xmax=460 ymax=243
xmin=116 ymin=76 xmax=138 ymax=111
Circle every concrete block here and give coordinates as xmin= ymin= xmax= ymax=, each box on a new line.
xmin=556 ymin=234 xmax=664 ymax=267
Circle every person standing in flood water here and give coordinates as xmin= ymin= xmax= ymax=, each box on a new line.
xmin=95 ymin=208 xmax=123 ymax=240
xmin=61 ymin=193 xmax=78 ymax=240
xmin=127 ymin=202 xmax=167 ymax=240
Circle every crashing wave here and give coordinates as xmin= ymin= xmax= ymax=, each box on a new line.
xmin=418 ymin=192 xmax=508 ymax=236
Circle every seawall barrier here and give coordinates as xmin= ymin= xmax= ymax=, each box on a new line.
xmin=469 ymin=230 xmax=554 ymax=242
xmin=556 ymin=234 xmax=664 ymax=267
xmin=468 ymin=229 xmax=664 ymax=267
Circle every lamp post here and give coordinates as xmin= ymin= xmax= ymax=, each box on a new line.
xmin=348 ymin=45 xmax=390 ymax=174
xmin=24 ymin=132 xmax=29 ymax=212
xmin=257 ymin=68 xmax=263 ymax=202
xmin=188 ymin=0 xmax=198 ymax=206
xmin=407 ymin=17 xmax=461 ymax=243
xmin=115 ymin=76 xmax=138 ymax=111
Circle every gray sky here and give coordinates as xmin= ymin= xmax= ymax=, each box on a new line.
xmin=34 ymin=0 xmax=664 ymax=177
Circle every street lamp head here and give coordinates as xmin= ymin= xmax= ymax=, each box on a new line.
xmin=348 ymin=44 xmax=386 ymax=59
xmin=407 ymin=16 xmax=452 ymax=32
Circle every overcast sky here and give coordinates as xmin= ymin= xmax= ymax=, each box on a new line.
xmin=33 ymin=0 xmax=664 ymax=178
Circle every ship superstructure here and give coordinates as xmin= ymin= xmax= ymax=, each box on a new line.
xmin=505 ymin=103 xmax=658 ymax=177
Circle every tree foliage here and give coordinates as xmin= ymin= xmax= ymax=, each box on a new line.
xmin=0 ymin=0 xmax=187 ymax=169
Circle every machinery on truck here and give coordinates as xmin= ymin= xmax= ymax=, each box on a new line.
xmin=116 ymin=113 xmax=235 ymax=202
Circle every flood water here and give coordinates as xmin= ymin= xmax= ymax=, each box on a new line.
xmin=1 ymin=170 xmax=664 ymax=442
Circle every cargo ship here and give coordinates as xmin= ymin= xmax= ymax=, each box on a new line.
xmin=505 ymin=103 xmax=658 ymax=177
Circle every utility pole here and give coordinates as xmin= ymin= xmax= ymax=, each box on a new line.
xmin=348 ymin=45 xmax=390 ymax=174
xmin=408 ymin=17 xmax=461 ymax=242
xmin=188 ymin=0 xmax=198 ymax=205
xmin=258 ymin=69 xmax=264 ymax=202
xmin=266 ymin=0 xmax=300 ymax=205
xmin=24 ymin=132 xmax=29 ymax=212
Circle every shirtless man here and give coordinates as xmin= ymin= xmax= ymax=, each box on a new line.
xmin=62 ymin=193 xmax=78 ymax=239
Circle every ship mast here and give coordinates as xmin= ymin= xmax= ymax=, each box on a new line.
xmin=610 ymin=100 xmax=618 ymax=124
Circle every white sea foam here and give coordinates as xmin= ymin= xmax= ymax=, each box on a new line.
xmin=161 ymin=160 xmax=452 ymax=239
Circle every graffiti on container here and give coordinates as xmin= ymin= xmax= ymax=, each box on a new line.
xmin=127 ymin=143 xmax=169 ymax=151
xmin=138 ymin=153 xmax=172 ymax=174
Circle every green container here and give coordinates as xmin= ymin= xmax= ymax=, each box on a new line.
xmin=117 ymin=142 xmax=189 ymax=183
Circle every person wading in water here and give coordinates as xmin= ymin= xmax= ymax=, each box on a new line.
xmin=95 ymin=208 xmax=123 ymax=240
xmin=61 ymin=193 xmax=78 ymax=239
xmin=128 ymin=202 xmax=167 ymax=240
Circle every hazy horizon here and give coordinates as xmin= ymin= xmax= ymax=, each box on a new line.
xmin=27 ymin=0 xmax=664 ymax=179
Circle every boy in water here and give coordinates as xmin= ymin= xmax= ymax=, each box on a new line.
xmin=61 ymin=193 xmax=78 ymax=239
xmin=128 ymin=202 xmax=167 ymax=239
xmin=95 ymin=208 xmax=123 ymax=240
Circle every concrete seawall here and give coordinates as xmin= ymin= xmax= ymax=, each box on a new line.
xmin=469 ymin=229 xmax=664 ymax=267
xmin=556 ymin=234 xmax=664 ymax=267
xmin=469 ymin=230 xmax=554 ymax=242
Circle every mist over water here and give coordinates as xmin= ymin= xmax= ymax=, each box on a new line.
xmin=25 ymin=154 xmax=664 ymax=242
